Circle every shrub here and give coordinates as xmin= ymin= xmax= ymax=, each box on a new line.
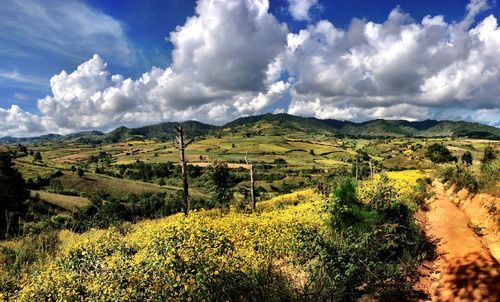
xmin=272 ymin=158 xmax=287 ymax=165
xmin=478 ymin=160 xmax=499 ymax=191
xmin=461 ymin=151 xmax=473 ymax=166
xmin=317 ymin=175 xmax=427 ymax=300
xmin=440 ymin=165 xmax=479 ymax=193
xmin=410 ymin=178 xmax=433 ymax=207
xmin=425 ymin=143 xmax=456 ymax=163
xmin=481 ymin=146 xmax=497 ymax=164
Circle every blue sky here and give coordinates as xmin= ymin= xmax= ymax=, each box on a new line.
xmin=0 ymin=0 xmax=499 ymax=136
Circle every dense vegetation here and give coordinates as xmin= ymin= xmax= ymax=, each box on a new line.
xmin=425 ymin=143 xmax=457 ymax=163
xmin=0 ymin=153 xmax=29 ymax=238
xmin=0 ymin=170 xmax=432 ymax=301
xmin=0 ymin=120 xmax=498 ymax=300
xmin=440 ymin=145 xmax=499 ymax=194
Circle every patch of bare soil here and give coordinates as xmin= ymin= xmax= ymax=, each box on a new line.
xmin=451 ymin=186 xmax=500 ymax=261
xmin=417 ymin=181 xmax=500 ymax=302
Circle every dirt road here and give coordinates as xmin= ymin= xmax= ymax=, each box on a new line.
xmin=422 ymin=181 xmax=499 ymax=301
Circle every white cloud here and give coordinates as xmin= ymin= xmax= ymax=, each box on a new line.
xmin=1 ymin=0 xmax=499 ymax=137
xmin=13 ymin=93 xmax=28 ymax=101
xmin=233 ymin=81 xmax=291 ymax=114
xmin=0 ymin=105 xmax=47 ymax=137
xmin=285 ymin=3 xmax=500 ymax=122
xmin=0 ymin=70 xmax=48 ymax=88
xmin=461 ymin=0 xmax=491 ymax=29
xmin=288 ymin=0 xmax=319 ymax=21
xmin=10 ymin=0 xmax=288 ymax=135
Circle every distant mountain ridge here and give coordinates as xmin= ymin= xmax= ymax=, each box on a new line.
xmin=1 ymin=113 xmax=499 ymax=144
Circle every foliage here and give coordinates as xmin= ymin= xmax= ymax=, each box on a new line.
xmin=317 ymin=175 xmax=428 ymax=300
xmin=481 ymin=145 xmax=497 ymax=164
xmin=272 ymin=158 xmax=287 ymax=165
xmin=461 ymin=151 xmax=473 ymax=166
xmin=33 ymin=151 xmax=42 ymax=162
xmin=425 ymin=143 xmax=456 ymax=163
xmin=68 ymin=192 xmax=183 ymax=232
xmin=8 ymin=192 xmax=323 ymax=301
xmin=440 ymin=165 xmax=478 ymax=193
xmin=0 ymin=153 xmax=30 ymax=238
xmin=478 ymin=160 xmax=500 ymax=193
xmin=206 ymin=162 xmax=234 ymax=210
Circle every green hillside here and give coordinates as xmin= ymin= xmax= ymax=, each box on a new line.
xmin=1 ymin=114 xmax=499 ymax=144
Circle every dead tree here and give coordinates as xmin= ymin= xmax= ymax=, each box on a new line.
xmin=355 ymin=154 xmax=359 ymax=181
xmin=173 ymin=125 xmax=193 ymax=216
xmin=244 ymin=153 xmax=256 ymax=211
xmin=369 ymin=159 xmax=373 ymax=181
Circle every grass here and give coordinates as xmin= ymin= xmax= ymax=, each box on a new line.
xmin=31 ymin=190 xmax=90 ymax=212
xmin=13 ymin=160 xmax=55 ymax=179
xmin=57 ymin=173 xmax=181 ymax=199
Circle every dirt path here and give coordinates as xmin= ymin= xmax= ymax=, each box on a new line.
xmin=421 ymin=181 xmax=500 ymax=301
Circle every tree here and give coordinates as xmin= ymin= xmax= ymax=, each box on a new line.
xmin=17 ymin=144 xmax=27 ymax=154
xmin=310 ymin=149 xmax=315 ymax=156
xmin=77 ymin=168 xmax=84 ymax=178
xmin=71 ymin=165 xmax=77 ymax=174
xmin=245 ymin=154 xmax=256 ymax=211
xmin=208 ymin=162 xmax=234 ymax=211
xmin=425 ymin=143 xmax=456 ymax=163
xmin=461 ymin=151 xmax=473 ymax=166
xmin=0 ymin=152 xmax=29 ymax=238
xmin=482 ymin=146 xmax=496 ymax=164
xmin=173 ymin=125 xmax=194 ymax=216
xmin=33 ymin=151 xmax=42 ymax=162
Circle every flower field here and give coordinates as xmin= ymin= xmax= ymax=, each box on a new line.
xmin=357 ymin=169 xmax=431 ymax=204
xmin=4 ymin=190 xmax=326 ymax=301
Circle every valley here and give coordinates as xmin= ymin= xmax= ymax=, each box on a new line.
xmin=0 ymin=114 xmax=498 ymax=301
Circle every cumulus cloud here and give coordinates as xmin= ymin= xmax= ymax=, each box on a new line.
xmin=286 ymin=2 xmax=500 ymax=122
xmin=234 ymin=81 xmax=291 ymax=114
xmin=288 ymin=0 xmax=320 ymax=21
xmin=0 ymin=105 xmax=47 ymax=137
xmin=6 ymin=0 xmax=289 ymax=136
xmin=1 ymin=0 xmax=499 ymax=137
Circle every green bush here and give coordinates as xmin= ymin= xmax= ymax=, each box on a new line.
xmin=410 ymin=178 xmax=433 ymax=207
xmin=425 ymin=143 xmax=457 ymax=163
xmin=315 ymin=176 xmax=427 ymax=300
xmin=440 ymin=165 xmax=479 ymax=193
xmin=479 ymin=160 xmax=499 ymax=192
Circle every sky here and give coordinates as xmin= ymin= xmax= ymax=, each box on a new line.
xmin=0 ymin=0 xmax=499 ymax=137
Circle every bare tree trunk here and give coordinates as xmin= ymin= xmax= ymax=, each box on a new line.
xmin=245 ymin=154 xmax=256 ymax=211
xmin=249 ymin=166 xmax=256 ymax=211
xmin=174 ymin=126 xmax=193 ymax=216
xmin=369 ymin=159 xmax=373 ymax=181
xmin=355 ymin=155 xmax=359 ymax=181
xmin=4 ymin=210 xmax=11 ymax=239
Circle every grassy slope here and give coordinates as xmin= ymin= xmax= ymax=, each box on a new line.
xmin=31 ymin=190 xmax=90 ymax=212
xmin=57 ymin=173 xmax=181 ymax=199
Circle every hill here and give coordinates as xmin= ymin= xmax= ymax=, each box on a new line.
xmin=224 ymin=114 xmax=500 ymax=138
xmin=1 ymin=114 xmax=499 ymax=144
xmin=225 ymin=113 xmax=338 ymax=135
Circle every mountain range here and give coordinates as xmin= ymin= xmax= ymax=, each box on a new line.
xmin=1 ymin=113 xmax=499 ymax=144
